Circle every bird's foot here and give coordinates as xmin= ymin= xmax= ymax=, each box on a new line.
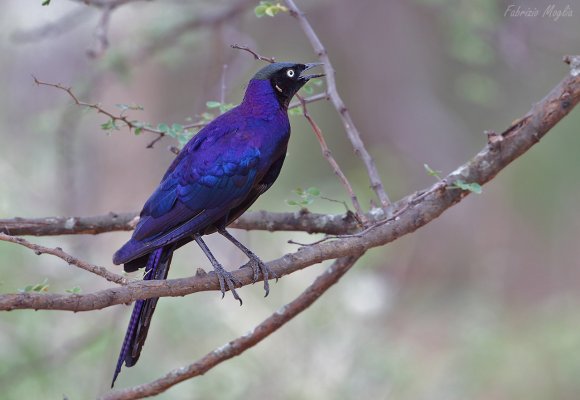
xmin=211 ymin=264 xmax=243 ymax=305
xmin=241 ymin=255 xmax=277 ymax=297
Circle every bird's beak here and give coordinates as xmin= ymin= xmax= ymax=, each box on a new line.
xmin=300 ymin=62 xmax=325 ymax=80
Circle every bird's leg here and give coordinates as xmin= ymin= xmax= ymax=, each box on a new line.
xmin=218 ymin=228 xmax=276 ymax=297
xmin=193 ymin=234 xmax=242 ymax=305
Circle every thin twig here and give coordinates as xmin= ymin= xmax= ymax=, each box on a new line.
xmin=231 ymin=44 xmax=276 ymax=63
xmin=0 ymin=233 xmax=127 ymax=285
xmin=284 ymin=0 xmax=392 ymax=213
xmin=297 ymin=95 xmax=366 ymax=225
xmin=99 ymin=254 xmax=362 ymax=400
xmin=287 ymin=185 xmax=441 ymax=247
xmin=33 ymin=76 xmax=165 ymax=139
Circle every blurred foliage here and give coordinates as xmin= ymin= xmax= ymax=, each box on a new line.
xmin=286 ymin=186 xmax=321 ymax=207
xmin=254 ymin=1 xmax=289 ymax=18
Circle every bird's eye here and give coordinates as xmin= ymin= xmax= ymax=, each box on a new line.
xmin=286 ymin=69 xmax=295 ymax=78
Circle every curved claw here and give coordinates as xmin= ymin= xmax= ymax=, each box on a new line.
xmin=242 ymin=256 xmax=276 ymax=297
xmin=213 ymin=264 xmax=243 ymax=305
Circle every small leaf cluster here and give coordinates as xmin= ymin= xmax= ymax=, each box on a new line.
xmin=206 ymin=101 xmax=235 ymax=114
xmin=424 ymin=163 xmax=442 ymax=179
xmin=157 ymin=123 xmax=193 ymax=147
xmin=18 ymin=278 xmax=49 ymax=293
xmin=449 ymin=180 xmax=482 ymax=194
xmin=100 ymin=103 xmax=145 ymax=133
xmin=424 ymin=164 xmax=482 ymax=194
xmin=288 ymin=107 xmax=303 ymax=116
xmin=286 ymin=187 xmax=321 ymax=207
xmin=288 ymin=79 xmax=325 ymax=116
xmin=300 ymin=78 xmax=323 ymax=95
xmin=255 ymin=1 xmax=288 ymax=17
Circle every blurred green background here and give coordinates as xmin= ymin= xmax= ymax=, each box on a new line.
xmin=1 ymin=0 xmax=580 ymax=399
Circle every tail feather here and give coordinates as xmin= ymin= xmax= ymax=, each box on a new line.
xmin=111 ymin=246 xmax=174 ymax=387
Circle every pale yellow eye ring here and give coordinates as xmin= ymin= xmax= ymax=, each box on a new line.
xmin=287 ymin=69 xmax=295 ymax=78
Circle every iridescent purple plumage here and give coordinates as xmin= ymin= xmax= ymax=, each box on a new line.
xmin=111 ymin=62 xmax=323 ymax=387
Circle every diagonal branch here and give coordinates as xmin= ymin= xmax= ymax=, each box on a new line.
xmin=297 ymin=95 xmax=366 ymax=224
xmin=2 ymin=56 xmax=578 ymax=312
xmin=99 ymin=254 xmax=362 ymax=399
xmin=0 ymin=233 xmax=127 ymax=285
xmin=284 ymin=0 xmax=392 ymax=213
xmin=231 ymin=43 xmax=276 ymax=63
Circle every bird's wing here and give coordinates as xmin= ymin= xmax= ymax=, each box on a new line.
xmin=113 ymin=127 xmax=261 ymax=264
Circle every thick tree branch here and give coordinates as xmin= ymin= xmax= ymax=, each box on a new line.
xmin=284 ymin=0 xmax=392 ymax=212
xmin=0 ymin=210 xmax=360 ymax=237
xmin=100 ymin=254 xmax=362 ymax=400
xmin=0 ymin=233 xmax=127 ymax=285
xmin=2 ymin=58 xmax=577 ymax=311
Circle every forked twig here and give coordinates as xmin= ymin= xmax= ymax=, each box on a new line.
xmin=297 ymin=95 xmax=366 ymax=224
xmin=0 ymin=233 xmax=127 ymax=285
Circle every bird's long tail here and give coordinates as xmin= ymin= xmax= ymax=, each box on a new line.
xmin=111 ymin=246 xmax=174 ymax=387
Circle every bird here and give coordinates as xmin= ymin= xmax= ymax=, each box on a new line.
xmin=111 ymin=61 xmax=324 ymax=387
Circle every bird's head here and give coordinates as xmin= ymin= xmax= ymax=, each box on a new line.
xmin=252 ymin=62 xmax=324 ymax=108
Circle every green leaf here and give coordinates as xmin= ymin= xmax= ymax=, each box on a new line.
xmin=129 ymin=104 xmax=144 ymax=111
xmin=171 ymin=123 xmax=184 ymax=134
xmin=450 ymin=180 xmax=482 ymax=194
xmin=424 ymin=163 xmax=442 ymax=179
xmin=200 ymin=112 xmax=215 ymax=122
xmin=177 ymin=130 xmax=194 ymax=148
xmin=310 ymin=78 xmax=324 ymax=87
xmin=65 ymin=287 xmax=82 ymax=294
xmin=157 ymin=123 xmax=170 ymax=134
xmin=101 ymin=119 xmax=117 ymax=131
xmin=219 ymin=103 xmax=235 ymax=114
xmin=286 ymin=200 xmax=299 ymax=206
xmin=254 ymin=4 xmax=268 ymax=17
xmin=306 ymin=187 xmax=320 ymax=196
xmin=301 ymin=84 xmax=314 ymax=95
xmin=288 ymin=107 xmax=302 ymax=116
xmin=18 ymin=278 xmax=49 ymax=293
xmin=254 ymin=2 xmax=288 ymax=18
xmin=42 ymin=0 xmax=50 ymax=5
xmin=206 ymin=101 xmax=222 ymax=109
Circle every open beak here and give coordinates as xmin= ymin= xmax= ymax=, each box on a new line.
xmin=300 ymin=62 xmax=325 ymax=80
